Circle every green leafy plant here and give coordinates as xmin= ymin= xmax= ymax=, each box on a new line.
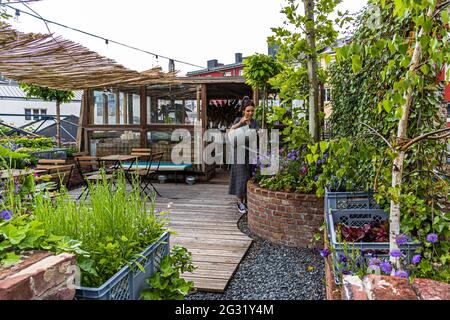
xmin=141 ymin=245 xmax=196 ymax=300
xmin=0 ymin=214 xmax=87 ymax=268
xmin=243 ymin=53 xmax=284 ymax=128
xmin=311 ymin=0 xmax=450 ymax=282
xmin=32 ymin=171 xmax=169 ymax=287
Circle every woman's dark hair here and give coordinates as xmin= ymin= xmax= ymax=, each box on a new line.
xmin=240 ymin=96 xmax=255 ymax=112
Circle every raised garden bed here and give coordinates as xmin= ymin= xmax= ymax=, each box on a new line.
xmin=247 ymin=179 xmax=324 ymax=248
xmin=75 ymin=232 xmax=170 ymax=300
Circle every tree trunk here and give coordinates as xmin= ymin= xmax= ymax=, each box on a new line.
xmin=262 ymin=84 xmax=267 ymax=129
xmin=304 ymin=0 xmax=320 ymax=143
xmin=56 ymin=100 xmax=61 ymax=147
xmin=389 ymin=10 xmax=429 ymax=268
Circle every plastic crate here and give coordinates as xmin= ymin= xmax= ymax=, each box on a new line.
xmin=327 ymin=209 xmax=420 ymax=284
xmin=325 ymin=190 xmax=379 ymax=214
xmin=75 ymin=232 xmax=170 ymax=300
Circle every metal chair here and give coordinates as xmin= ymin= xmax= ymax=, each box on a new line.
xmin=132 ymin=151 xmax=164 ymax=197
xmin=75 ymin=156 xmax=114 ymax=200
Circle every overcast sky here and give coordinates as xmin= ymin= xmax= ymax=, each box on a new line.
xmin=4 ymin=0 xmax=367 ymax=75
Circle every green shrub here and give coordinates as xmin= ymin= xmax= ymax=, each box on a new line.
xmin=31 ymin=171 xmax=169 ymax=287
xmin=141 ymin=245 xmax=195 ymax=300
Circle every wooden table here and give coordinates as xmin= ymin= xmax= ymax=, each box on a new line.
xmin=100 ymin=155 xmax=138 ymax=183
xmin=35 ymin=164 xmax=74 ymax=172
xmin=0 ymin=169 xmax=47 ymax=180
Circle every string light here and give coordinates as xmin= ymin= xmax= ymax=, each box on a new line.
xmin=1 ymin=3 xmax=205 ymax=69
xmin=13 ymin=8 xmax=19 ymax=21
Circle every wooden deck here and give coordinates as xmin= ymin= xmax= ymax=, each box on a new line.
xmin=70 ymin=171 xmax=252 ymax=293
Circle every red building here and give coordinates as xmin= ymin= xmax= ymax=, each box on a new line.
xmin=186 ymin=53 xmax=245 ymax=77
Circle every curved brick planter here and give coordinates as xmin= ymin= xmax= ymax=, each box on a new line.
xmin=247 ymin=180 xmax=324 ymax=248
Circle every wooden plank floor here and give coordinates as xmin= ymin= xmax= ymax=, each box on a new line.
xmin=69 ymin=171 xmax=252 ymax=293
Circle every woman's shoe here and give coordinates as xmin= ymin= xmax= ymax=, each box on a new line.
xmin=236 ymin=202 xmax=247 ymax=214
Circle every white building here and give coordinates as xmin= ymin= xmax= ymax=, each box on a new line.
xmin=0 ymin=78 xmax=82 ymax=128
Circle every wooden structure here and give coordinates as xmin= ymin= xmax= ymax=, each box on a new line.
xmin=0 ymin=22 xmax=257 ymax=179
xmin=78 ymin=77 xmax=255 ymax=179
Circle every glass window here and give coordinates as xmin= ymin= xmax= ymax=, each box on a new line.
xmin=224 ymin=71 xmax=232 ymax=77
xmin=25 ymin=109 xmax=31 ymax=121
xmin=92 ymin=90 xmax=140 ymax=125
xmin=90 ymin=131 xmax=141 ymax=157
xmin=155 ymin=99 xmax=186 ymax=124
xmin=33 ymin=109 xmax=39 ymax=120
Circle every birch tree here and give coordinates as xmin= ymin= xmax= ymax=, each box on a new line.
xmin=269 ymin=0 xmax=343 ymax=143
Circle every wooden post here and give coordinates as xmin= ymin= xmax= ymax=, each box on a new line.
xmin=140 ymin=86 xmax=147 ymax=148
xmin=201 ymin=84 xmax=207 ymax=173
xmin=115 ymin=91 xmax=120 ymax=125
xmin=89 ymin=90 xmax=95 ymax=125
xmin=127 ymin=93 xmax=134 ymax=124
xmin=123 ymin=92 xmax=128 ymax=124
xmin=102 ymin=93 xmax=108 ymax=125
xmin=196 ymin=85 xmax=201 ymax=123
xmin=76 ymin=90 xmax=88 ymax=152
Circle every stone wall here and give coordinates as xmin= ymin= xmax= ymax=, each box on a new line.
xmin=0 ymin=251 xmax=76 ymax=300
xmin=247 ymin=180 xmax=324 ymax=248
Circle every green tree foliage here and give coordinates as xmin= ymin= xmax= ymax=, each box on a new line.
xmin=312 ymin=0 xmax=449 ymax=281
xmin=19 ymin=84 xmax=74 ymax=147
xmin=269 ymin=0 xmax=344 ymax=141
xmin=243 ymin=53 xmax=284 ymax=128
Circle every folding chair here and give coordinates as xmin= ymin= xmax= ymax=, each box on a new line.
xmin=75 ymin=156 xmax=114 ymax=200
xmin=132 ymin=151 xmax=164 ymax=197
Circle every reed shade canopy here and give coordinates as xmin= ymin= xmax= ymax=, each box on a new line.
xmin=0 ymin=22 xmax=178 ymax=90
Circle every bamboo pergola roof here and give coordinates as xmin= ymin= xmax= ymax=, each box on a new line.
xmin=0 ymin=22 xmax=178 ymax=90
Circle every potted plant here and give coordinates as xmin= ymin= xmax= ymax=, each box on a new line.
xmin=32 ymin=172 xmax=171 ymax=300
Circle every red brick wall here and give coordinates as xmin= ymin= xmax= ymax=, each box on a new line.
xmin=342 ymin=274 xmax=450 ymax=300
xmin=0 ymin=251 xmax=76 ymax=300
xmin=247 ymin=180 xmax=324 ymax=248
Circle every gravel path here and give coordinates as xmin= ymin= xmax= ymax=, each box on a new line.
xmin=187 ymin=214 xmax=325 ymax=300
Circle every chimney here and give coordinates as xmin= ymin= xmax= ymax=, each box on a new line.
xmin=235 ymin=53 xmax=243 ymax=63
xmin=207 ymin=59 xmax=218 ymax=69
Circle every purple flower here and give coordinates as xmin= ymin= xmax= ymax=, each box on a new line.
xmin=320 ymin=248 xmax=331 ymax=258
xmin=389 ymin=249 xmax=402 ymax=258
xmin=317 ymin=160 xmax=322 ymax=165
xmin=380 ymin=261 xmax=392 ymax=274
xmin=0 ymin=209 xmax=12 ymax=220
xmin=394 ymin=270 xmax=409 ymax=279
xmin=368 ymin=264 xmax=380 ymax=272
xmin=338 ymin=254 xmax=347 ymax=263
xmin=412 ymin=255 xmax=421 ymax=264
xmin=395 ymin=234 xmax=408 ymax=246
xmin=426 ymin=233 xmax=438 ymax=243
xmin=369 ymin=258 xmax=381 ymax=266
xmin=314 ymin=175 xmax=319 ymax=181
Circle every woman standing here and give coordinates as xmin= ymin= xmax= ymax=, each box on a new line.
xmin=228 ymin=97 xmax=259 ymax=214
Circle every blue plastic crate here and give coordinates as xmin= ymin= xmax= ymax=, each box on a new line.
xmin=327 ymin=209 xmax=420 ymax=284
xmin=324 ymin=190 xmax=380 ymax=242
xmin=325 ymin=190 xmax=379 ymax=214
xmin=75 ymin=232 xmax=170 ymax=300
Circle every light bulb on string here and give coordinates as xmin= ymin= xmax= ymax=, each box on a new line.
xmin=14 ymin=9 xmax=20 ymax=22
